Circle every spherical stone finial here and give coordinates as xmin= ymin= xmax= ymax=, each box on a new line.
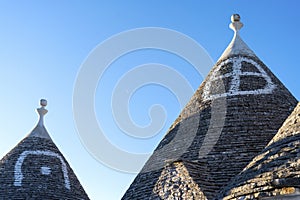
xmin=231 ymin=14 xmax=240 ymax=22
xmin=229 ymin=14 xmax=243 ymax=33
xmin=40 ymin=99 xmax=47 ymax=107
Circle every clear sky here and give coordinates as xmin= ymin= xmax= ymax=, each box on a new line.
xmin=0 ymin=1 xmax=299 ymax=199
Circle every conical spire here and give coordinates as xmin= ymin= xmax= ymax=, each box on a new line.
xmin=221 ymin=102 xmax=300 ymax=199
xmin=122 ymin=14 xmax=297 ymax=200
xmin=0 ymin=100 xmax=90 ymax=199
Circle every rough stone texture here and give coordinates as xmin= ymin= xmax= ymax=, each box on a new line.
xmin=0 ymin=136 xmax=90 ymax=199
xmin=220 ymin=103 xmax=300 ymax=200
xmin=269 ymin=103 xmax=300 ymax=145
xmin=122 ymin=51 xmax=297 ymax=199
xmin=152 ymin=160 xmax=207 ymax=200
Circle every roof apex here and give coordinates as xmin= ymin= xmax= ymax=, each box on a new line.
xmin=27 ymin=99 xmax=51 ymax=140
xmin=219 ymin=14 xmax=255 ymax=60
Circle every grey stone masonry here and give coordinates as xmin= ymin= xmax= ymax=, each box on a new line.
xmin=122 ymin=53 xmax=297 ymax=199
xmin=0 ymin=135 xmax=90 ymax=200
xmin=152 ymin=160 xmax=207 ymax=200
xmin=220 ymin=102 xmax=300 ymax=200
xmin=0 ymin=100 xmax=90 ymax=199
xmin=122 ymin=15 xmax=298 ymax=199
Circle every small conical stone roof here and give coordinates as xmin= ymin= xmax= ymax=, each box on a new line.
xmin=122 ymin=14 xmax=297 ymax=200
xmin=0 ymin=100 xmax=90 ymax=199
xmin=152 ymin=160 xmax=207 ymax=200
xmin=220 ymin=102 xmax=300 ymax=200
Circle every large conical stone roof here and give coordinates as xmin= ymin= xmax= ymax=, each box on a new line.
xmin=0 ymin=100 xmax=90 ymax=200
xmin=122 ymin=14 xmax=297 ymax=200
xmin=220 ymin=102 xmax=300 ymax=200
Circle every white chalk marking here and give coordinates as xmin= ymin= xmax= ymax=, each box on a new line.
xmin=202 ymin=57 xmax=276 ymax=101
xmin=40 ymin=166 xmax=51 ymax=175
xmin=14 ymin=150 xmax=71 ymax=190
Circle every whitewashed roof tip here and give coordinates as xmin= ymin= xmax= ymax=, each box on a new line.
xmin=28 ymin=99 xmax=52 ymax=139
xmin=219 ymin=14 xmax=256 ymax=60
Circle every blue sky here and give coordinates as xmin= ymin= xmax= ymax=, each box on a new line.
xmin=0 ymin=1 xmax=299 ymax=199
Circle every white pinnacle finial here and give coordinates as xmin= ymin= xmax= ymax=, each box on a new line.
xmin=27 ymin=99 xmax=51 ymax=139
xmin=37 ymin=99 xmax=48 ymax=127
xmin=229 ymin=14 xmax=243 ymax=33
xmin=218 ymin=14 xmax=255 ymax=60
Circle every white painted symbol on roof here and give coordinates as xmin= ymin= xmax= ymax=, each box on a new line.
xmin=14 ymin=150 xmax=71 ymax=190
xmin=40 ymin=166 xmax=51 ymax=175
xmin=202 ymin=56 xmax=276 ymax=101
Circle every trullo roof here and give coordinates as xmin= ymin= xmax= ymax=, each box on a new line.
xmin=0 ymin=99 xmax=90 ymax=200
xmin=122 ymin=14 xmax=297 ymax=200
